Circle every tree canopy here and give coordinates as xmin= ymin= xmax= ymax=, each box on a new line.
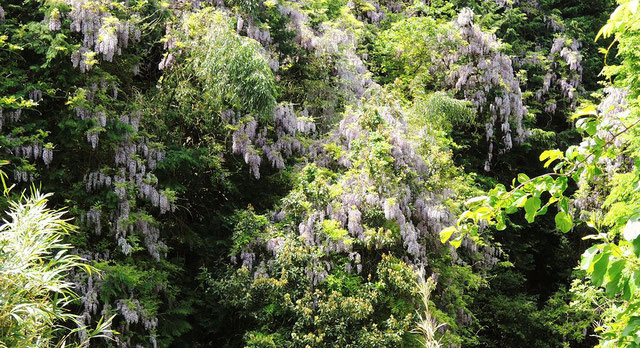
xmin=2 ymin=0 xmax=639 ymax=347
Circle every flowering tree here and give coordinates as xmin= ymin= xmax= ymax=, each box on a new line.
xmin=0 ymin=0 xmax=621 ymax=346
xmin=443 ymin=1 xmax=640 ymax=345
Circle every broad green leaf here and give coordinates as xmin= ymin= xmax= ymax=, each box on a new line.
xmin=524 ymin=196 xmax=541 ymax=223
xmin=630 ymin=272 xmax=640 ymax=300
xmin=576 ymin=117 xmax=598 ymax=136
xmin=623 ymin=274 xmax=636 ymax=301
xmin=517 ymin=173 xmax=530 ymax=184
xmin=581 ymin=246 xmax=600 ymax=271
xmin=623 ymin=317 xmax=640 ymax=337
xmin=591 ymin=252 xmax=610 ymax=287
xmin=607 ymin=259 xmax=625 ymax=281
xmin=496 ymin=213 xmax=506 ymax=231
xmin=551 ymin=177 xmax=568 ymax=197
xmin=606 ymin=278 xmax=622 ymax=298
xmin=475 ymin=206 xmax=492 ymax=219
xmin=513 ymin=192 xmax=528 ymax=208
xmin=566 ymin=146 xmax=577 ymax=160
xmin=571 ymin=105 xmax=597 ymax=119
xmin=450 ymin=235 xmax=463 ymax=248
xmin=539 ymin=150 xmax=563 ymax=168
xmin=633 ymin=237 xmax=640 ymax=257
xmin=440 ymin=226 xmax=456 ymax=244
xmin=555 ymin=211 xmax=573 ymax=233
xmin=465 ymin=196 xmax=488 ymax=206
xmin=624 ymin=216 xmax=640 ymax=242
xmin=538 ymin=205 xmax=548 ymax=216
xmin=558 ymin=197 xmax=569 ymax=213
xmin=605 ymin=259 xmax=625 ymax=297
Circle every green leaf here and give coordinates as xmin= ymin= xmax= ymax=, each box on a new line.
xmin=608 ymin=259 xmax=626 ymax=280
xmin=623 ymin=317 xmax=640 ymax=337
xmin=517 ymin=173 xmax=530 ymax=184
xmin=513 ymin=192 xmax=528 ymax=208
xmin=627 ymin=272 xmax=640 ymax=300
xmin=450 ymin=235 xmax=463 ymax=248
xmin=605 ymin=259 xmax=625 ymax=297
xmin=576 ymin=117 xmax=597 ymax=136
xmin=539 ymin=150 xmax=563 ymax=168
xmin=555 ymin=211 xmax=573 ymax=233
xmin=465 ymin=196 xmax=488 ymax=206
xmin=632 ymin=237 xmax=640 ymax=258
xmin=572 ymin=105 xmax=597 ymax=119
xmin=558 ymin=197 xmax=569 ymax=213
xmin=524 ymin=196 xmax=541 ymax=223
xmin=591 ymin=252 xmax=610 ymax=287
xmin=538 ymin=205 xmax=549 ymax=216
xmin=623 ymin=275 xmax=634 ymax=301
xmin=440 ymin=226 xmax=456 ymax=244
xmin=496 ymin=213 xmax=506 ymax=231
xmin=551 ymin=177 xmax=568 ymax=197
xmin=624 ymin=216 xmax=640 ymax=242
xmin=581 ymin=246 xmax=599 ymax=271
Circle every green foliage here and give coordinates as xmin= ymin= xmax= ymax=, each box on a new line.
xmin=372 ymin=15 xmax=452 ymax=94
xmin=0 ymin=0 xmax=627 ymax=346
xmin=207 ymin=253 xmax=419 ymax=347
xmin=184 ymin=10 xmax=277 ymax=118
xmin=445 ymin=2 xmax=640 ymax=345
xmin=0 ymin=190 xmax=112 ymax=347
xmin=412 ymin=268 xmax=446 ymax=348
xmin=231 ymin=207 xmax=269 ymax=254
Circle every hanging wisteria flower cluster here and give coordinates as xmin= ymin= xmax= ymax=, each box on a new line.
xmin=274 ymin=0 xmax=375 ymax=101
xmin=228 ymin=103 xmax=315 ymax=178
xmin=544 ymin=14 xmax=566 ymax=33
xmin=159 ymin=23 xmax=178 ymax=71
xmin=234 ymin=91 xmax=471 ymax=279
xmin=239 ymin=17 xmax=272 ymax=45
xmin=81 ymin=119 xmax=174 ymax=257
xmin=314 ymin=24 xmax=376 ymax=100
xmin=99 ymin=144 xmax=168 ymax=249
xmin=538 ymin=35 xmax=583 ymax=112
xmin=235 ymin=16 xmax=281 ymax=73
xmin=73 ymin=116 xmax=169 ymax=346
xmin=72 ymin=81 xmax=120 ymax=149
xmin=277 ymin=2 xmax=316 ymax=50
xmin=3 ymin=132 xmax=54 ymax=182
xmin=58 ymin=66 xmax=171 ymax=348
xmin=47 ymin=8 xmax=62 ymax=30
xmin=28 ymin=90 xmax=43 ymax=102
xmin=114 ymin=299 xmax=159 ymax=348
xmin=350 ymin=0 xmax=386 ymax=24
xmin=442 ymin=8 xmax=528 ymax=171
xmin=0 ymin=107 xmax=24 ymax=130
xmin=573 ymin=87 xmax=631 ymax=215
xmin=230 ymin=88 xmax=496 ymax=332
xmin=596 ymin=87 xmax=630 ymax=145
xmin=72 ymin=269 xmax=103 ymax=342
xmin=9 ymin=141 xmax=53 ymax=167
xmin=58 ymin=0 xmax=142 ymax=69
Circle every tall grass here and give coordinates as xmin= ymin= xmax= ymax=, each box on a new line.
xmin=0 ymin=190 xmax=112 ymax=347
xmin=413 ymin=267 xmax=445 ymax=348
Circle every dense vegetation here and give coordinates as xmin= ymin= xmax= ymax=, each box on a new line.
xmin=1 ymin=0 xmax=639 ymax=346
